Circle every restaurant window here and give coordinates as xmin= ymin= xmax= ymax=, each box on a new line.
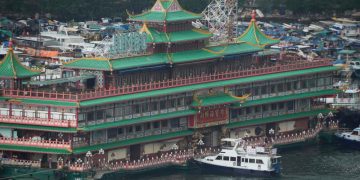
xmin=96 ymin=110 xmax=105 ymax=119
xmin=160 ymin=99 xmax=167 ymax=110
xmin=271 ymin=104 xmax=277 ymax=111
xmin=145 ymin=122 xmax=151 ymax=130
xmin=135 ymin=125 xmax=142 ymax=132
xmin=108 ymin=128 xmax=117 ymax=138
xmin=261 ymin=86 xmax=267 ymax=94
xmin=117 ymin=128 xmax=124 ymax=135
xmin=309 ymin=78 xmax=316 ymax=88
xmin=162 ymin=121 xmax=168 ymax=128
xmin=127 ymin=126 xmax=133 ymax=133
xmin=287 ymin=101 xmax=295 ymax=111
xmin=278 ymin=102 xmax=285 ymax=110
xmin=87 ymin=112 xmax=94 ymax=121
xmin=255 ymin=106 xmax=261 ymax=113
xmin=286 ymin=81 xmax=293 ymax=91
xmin=245 ymin=107 xmax=251 ymax=115
xmin=133 ymin=103 xmax=140 ymax=114
xmin=151 ymin=100 xmax=159 ymax=111
xmin=270 ymin=84 xmax=276 ymax=94
xmin=170 ymin=118 xmax=180 ymax=128
xmin=153 ymin=121 xmax=160 ymax=129
xmin=277 ymin=83 xmax=284 ymax=92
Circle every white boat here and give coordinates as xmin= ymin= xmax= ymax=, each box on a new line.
xmin=335 ymin=127 xmax=360 ymax=148
xmin=194 ymin=138 xmax=281 ymax=176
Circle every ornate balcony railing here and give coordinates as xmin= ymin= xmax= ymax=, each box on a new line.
xmin=2 ymin=89 xmax=78 ymax=101
xmin=0 ymin=158 xmax=41 ymax=168
xmin=0 ymin=137 xmax=71 ymax=149
xmin=1 ymin=59 xmax=332 ymax=101
xmin=0 ymin=115 xmax=77 ymax=128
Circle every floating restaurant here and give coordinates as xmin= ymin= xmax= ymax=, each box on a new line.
xmin=0 ymin=0 xmax=338 ymax=176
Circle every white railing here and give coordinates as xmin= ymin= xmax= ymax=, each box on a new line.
xmin=0 ymin=137 xmax=71 ymax=149
xmin=0 ymin=158 xmax=41 ymax=168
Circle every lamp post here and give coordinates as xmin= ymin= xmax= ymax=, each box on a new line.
xmin=86 ymin=151 xmax=92 ymax=169
xmin=269 ymin=128 xmax=275 ymax=143
xmin=171 ymin=143 xmax=179 ymax=151
xmin=57 ymin=157 xmax=63 ymax=169
xmin=197 ymin=139 xmax=205 ymax=154
xmin=98 ymin=148 xmax=105 ymax=168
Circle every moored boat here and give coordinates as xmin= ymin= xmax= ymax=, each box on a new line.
xmin=335 ymin=127 xmax=360 ymax=148
xmin=194 ymin=138 xmax=281 ymax=176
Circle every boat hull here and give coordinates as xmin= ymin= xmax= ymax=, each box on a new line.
xmin=193 ymin=160 xmax=280 ymax=177
xmin=335 ymin=134 xmax=360 ymax=149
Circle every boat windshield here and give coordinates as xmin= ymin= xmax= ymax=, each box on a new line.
xmin=221 ymin=141 xmax=236 ymax=149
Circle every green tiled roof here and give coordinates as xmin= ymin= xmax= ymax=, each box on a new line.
xmin=73 ymin=129 xmax=193 ymax=154
xmin=111 ymin=53 xmax=169 ymax=70
xmin=144 ymin=27 xmax=212 ymax=43
xmin=128 ymin=0 xmax=202 ymax=22
xmin=63 ymin=58 xmax=111 ymax=71
xmin=0 ymin=122 xmax=77 ymax=133
xmin=170 ymin=49 xmax=220 ymax=63
xmin=206 ymin=43 xmax=263 ymax=56
xmin=0 ymin=49 xmax=40 ymax=79
xmin=80 ymin=110 xmax=196 ymax=132
xmin=192 ymin=93 xmax=243 ymax=107
xmin=64 ymin=42 xmax=261 ymax=70
xmin=227 ymin=109 xmax=331 ymax=129
xmin=233 ymin=89 xmax=340 ymax=108
xmin=0 ymin=144 xmax=71 ymax=154
xmin=237 ymin=19 xmax=280 ymax=47
xmin=79 ymin=66 xmax=338 ymax=107
xmin=0 ymin=97 xmax=78 ymax=107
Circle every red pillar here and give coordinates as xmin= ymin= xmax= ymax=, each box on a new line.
xmin=75 ymin=108 xmax=79 ymax=128
xmin=48 ymin=106 xmax=51 ymax=120
xmin=9 ymin=103 xmax=12 ymax=117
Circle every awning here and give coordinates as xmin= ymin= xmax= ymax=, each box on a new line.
xmin=23 ymin=74 xmax=96 ymax=86
xmin=339 ymin=50 xmax=356 ymax=55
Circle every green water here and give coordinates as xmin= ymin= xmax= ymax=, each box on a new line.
xmin=130 ymin=144 xmax=360 ymax=180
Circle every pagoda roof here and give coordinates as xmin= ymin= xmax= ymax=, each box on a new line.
xmin=128 ymin=0 xmax=202 ymax=22
xmin=237 ymin=11 xmax=280 ymax=47
xmin=140 ymin=24 xmax=212 ymax=43
xmin=0 ymin=49 xmax=40 ymax=79
xmin=63 ymin=42 xmax=262 ymax=71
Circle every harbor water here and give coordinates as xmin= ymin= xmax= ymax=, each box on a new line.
xmin=127 ymin=144 xmax=360 ymax=180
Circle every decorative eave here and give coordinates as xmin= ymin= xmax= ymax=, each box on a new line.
xmin=237 ymin=10 xmax=280 ymax=47
xmin=0 ymin=46 xmax=41 ymax=79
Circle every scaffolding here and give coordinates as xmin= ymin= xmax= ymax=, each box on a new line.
xmin=92 ymin=31 xmax=147 ymax=59
xmin=201 ymin=0 xmax=239 ymax=42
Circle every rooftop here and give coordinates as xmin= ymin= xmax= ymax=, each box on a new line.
xmin=0 ymin=49 xmax=41 ymax=79
xmin=128 ymin=0 xmax=202 ymax=22
xmin=237 ymin=11 xmax=280 ymax=47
